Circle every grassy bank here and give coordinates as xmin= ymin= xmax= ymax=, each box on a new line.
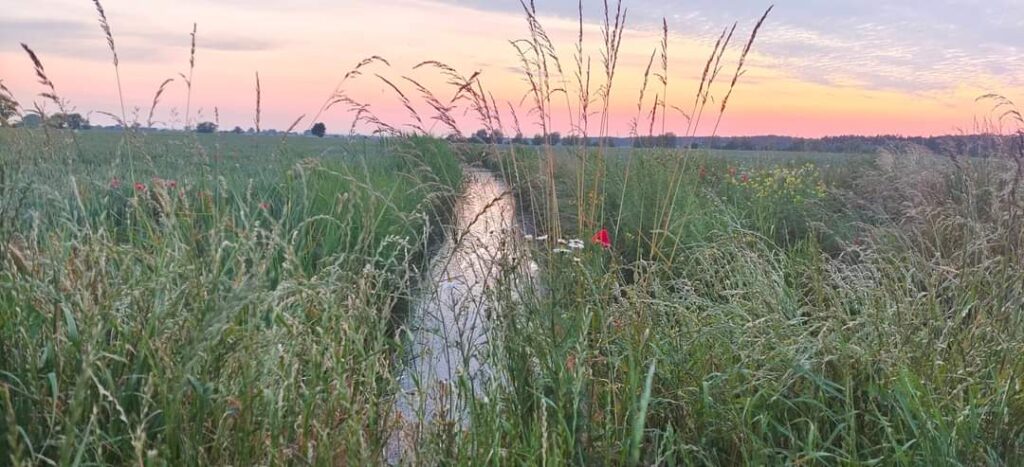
xmin=0 ymin=130 xmax=462 ymax=465
xmin=460 ymin=142 xmax=1024 ymax=465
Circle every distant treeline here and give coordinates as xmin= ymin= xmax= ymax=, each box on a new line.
xmin=455 ymin=129 xmax=1015 ymax=157
xmin=687 ymin=134 xmax=1013 ymax=157
xmin=3 ymin=115 xmax=1011 ymax=157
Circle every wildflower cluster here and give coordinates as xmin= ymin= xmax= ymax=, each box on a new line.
xmin=740 ymin=163 xmax=826 ymax=204
xmin=525 ymin=228 xmax=611 ymax=256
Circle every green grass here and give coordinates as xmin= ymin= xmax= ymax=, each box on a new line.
xmin=2 ymin=130 xmax=1023 ymax=465
xmin=0 ymin=129 xmax=462 ymax=465
xmin=466 ymin=142 xmax=1024 ymax=465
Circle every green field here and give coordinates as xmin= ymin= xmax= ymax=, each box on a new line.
xmin=2 ymin=128 xmax=1023 ymax=465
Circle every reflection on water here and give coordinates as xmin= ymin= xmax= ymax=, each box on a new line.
xmin=388 ymin=168 xmax=526 ymax=462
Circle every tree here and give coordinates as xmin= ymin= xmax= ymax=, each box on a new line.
xmin=0 ymin=93 xmax=18 ymax=128
xmin=563 ymin=134 xmax=583 ymax=146
xmin=549 ymin=132 xmax=561 ymax=146
xmin=472 ymin=128 xmax=491 ymax=144
xmin=511 ymin=133 xmax=526 ymax=145
xmin=195 ymin=121 xmax=217 ymax=133
xmin=231 ymin=126 xmax=244 ymax=134
xmin=311 ymin=122 xmax=326 ymax=138
xmin=45 ymin=113 xmax=87 ymax=129
xmin=19 ymin=113 xmax=42 ymax=128
xmin=531 ymin=134 xmax=544 ymax=146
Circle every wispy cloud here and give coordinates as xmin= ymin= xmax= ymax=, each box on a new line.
xmin=433 ymin=0 xmax=1024 ymax=93
xmin=1 ymin=15 xmax=277 ymax=61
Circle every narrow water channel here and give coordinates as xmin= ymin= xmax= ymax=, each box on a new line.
xmin=388 ymin=167 xmax=523 ymax=462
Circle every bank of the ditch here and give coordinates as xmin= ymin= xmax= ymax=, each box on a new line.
xmin=0 ymin=134 xmax=466 ymax=465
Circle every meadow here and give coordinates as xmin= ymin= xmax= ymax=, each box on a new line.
xmin=0 ymin=129 xmax=465 ymax=464
xmin=3 ymin=0 xmax=1024 ymax=465
xmin=475 ymin=141 xmax=1024 ymax=465
xmin=2 ymin=126 xmax=1022 ymax=465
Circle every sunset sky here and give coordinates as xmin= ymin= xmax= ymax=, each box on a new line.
xmin=2 ymin=0 xmax=1023 ymax=137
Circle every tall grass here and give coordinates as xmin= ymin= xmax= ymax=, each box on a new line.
xmin=468 ymin=2 xmax=1024 ymax=465
xmin=0 ymin=132 xmax=461 ymax=465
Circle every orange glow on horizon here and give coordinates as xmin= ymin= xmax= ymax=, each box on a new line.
xmin=1 ymin=0 xmax=1020 ymax=137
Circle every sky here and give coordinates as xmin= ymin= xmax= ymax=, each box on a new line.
xmin=1 ymin=0 xmax=1022 ymax=137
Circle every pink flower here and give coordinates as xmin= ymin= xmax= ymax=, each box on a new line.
xmin=167 ymin=180 xmax=177 ymax=189
xmin=109 ymin=178 xmax=121 ymax=189
xmin=134 ymin=182 xmax=147 ymax=192
xmin=591 ymin=228 xmax=611 ymax=249
xmin=259 ymin=202 xmax=270 ymax=210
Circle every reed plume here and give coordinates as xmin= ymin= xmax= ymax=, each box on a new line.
xmin=711 ymin=5 xmax=774 ymax=136
xmin=19 ymin=44 xmax=61 ymax=110
xmin=146 ymin=78 xmax=174 ymax=128
xmin=310 ymin=56 xmax=390 ymax=131
xmin=255 ymin=71 xmax=262 ymax=133
xmin=90 ymin=0 xmax=127 ymax=128
xmin=180 ymin=23 xmax=197 ymax=130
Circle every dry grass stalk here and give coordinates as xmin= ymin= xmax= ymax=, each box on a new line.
xmin=376 ymin=74 xmax=426 ymax=135
xmin=146 ymin=78 xmax=174 ymax=128
xmin=255 ymin=71 xmax=262 ymax=133
xmin=181 ymin=23 xmax=197 ymax=130
xmin=90 ymin=0 xmax=126 ymax=121
xmin=19 ymin=44 xmax=61 ymax=110
xmin=311 ymin=56 xmax=391 ymax=131
xmin=658 ymin=18 xmax=668 ymax=135
xmin=686 ymin=25 xmax=734 ymax=140
xmin=403 ymin=76 xmax=461 ymax=138
xmin=711 ymin=5 xmax=774 ymax=137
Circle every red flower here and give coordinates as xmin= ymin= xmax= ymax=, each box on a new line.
xmin=259 ymin=202 xmax=270 ymax=210
xmin=167 ymin=180 xmax=177 ymax=189
xmin=591 ymin=228 xmax=611 ymax=249
xmin=134 ymin=182 xmax=147 ymax=192
xmin=740 ymin=173 xmax=750 ymax=184
xmin=698 ymin=165 xmax=707 ymax=179
xmin=109 ymin=178 xmax=121 ymax=189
